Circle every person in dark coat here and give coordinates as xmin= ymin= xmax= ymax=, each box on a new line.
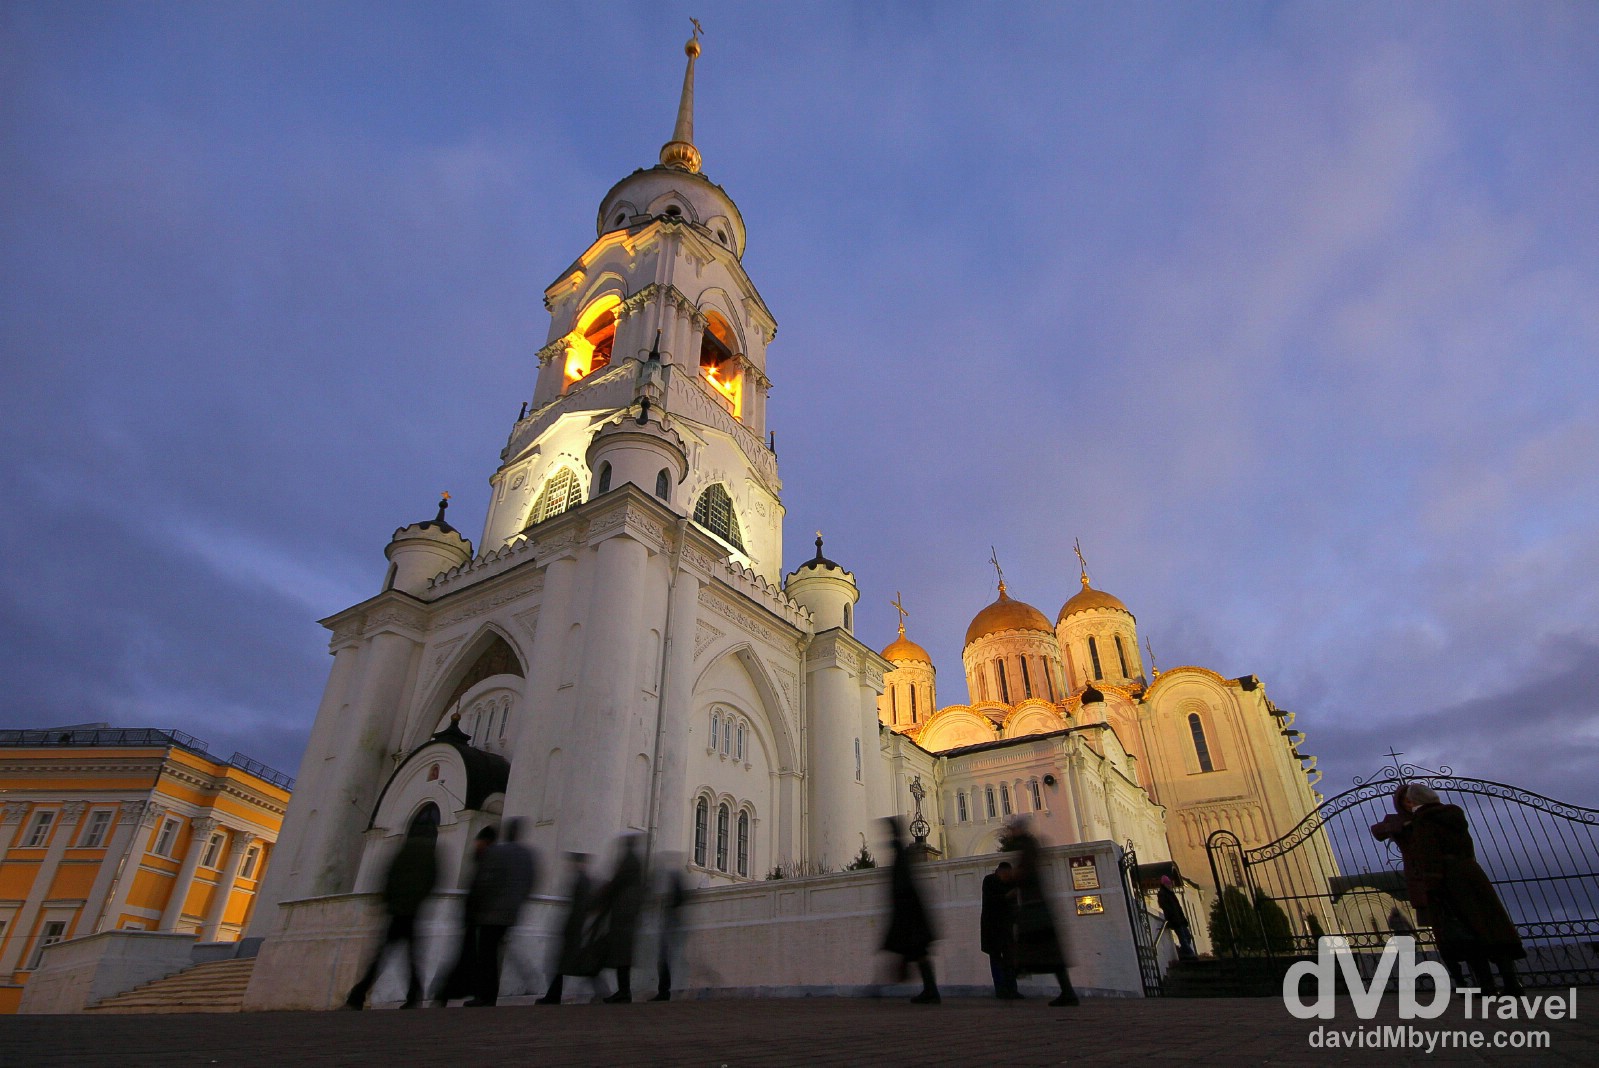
xmin=592 ymin=834 xmax=646 ymax=1003
xmin=1157 ymin=875 xmax=1197 ymax=960
xmin=652 ymin=865 xmax=688 ymax=1001
xmin=1004 ymin=821 xmax=1079 ymax=1007
xmin=434 ymin=825 xmax=498 ymax=1006
xmin=1372 ymin=783 xmax=1526 ymax=993
xmin=537 ymin=852 xmax=593 ymax=1004
xmin=344 ymin=820 xmax=439 ymax=1010
xmin=981 ymin=861 xmax=1019 ymax=998
xmin=465 ymin=819 xmax=537 ymax=1006
xmin=881 ymin=816 xmax=940 ymax=1004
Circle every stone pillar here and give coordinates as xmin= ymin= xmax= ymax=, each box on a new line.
xmin=200 ymin=830 xmax=254 ymax=941
xmin=0 ymin=802 xmax=29 ymax=867
xmin=159 ymin=816 xmax=219 ymax=931
xmin=0 ymin=802 xmax=87 ymax=977
xmin=804 ymin=636 xmax=869 ymax=871
xmin=647 ymin=552 xmax=704 ymax=859
xmin=97 ymin=803 xmax=166 ymax=934
xmin=83 ymin=801 xmax=148 ymax=934
xmin=570 ymin=530 xmax=650 ymax=851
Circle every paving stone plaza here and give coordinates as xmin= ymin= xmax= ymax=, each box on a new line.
xmin=2 ymin=993 xmax=1595 ymax=1067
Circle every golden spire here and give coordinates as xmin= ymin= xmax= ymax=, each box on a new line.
xmin=1073 ymin=537 xmax=1092 ymax=589
xmin=989 ymin=546 xmax=1007 ymax=597
xmin=659 ymin=19 xmax=704 ymax=174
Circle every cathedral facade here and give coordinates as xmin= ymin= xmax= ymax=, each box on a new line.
xmin=248 ymin=32 xmax=1322 ymax=981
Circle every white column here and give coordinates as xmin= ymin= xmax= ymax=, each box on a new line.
xmin=0 ymin=802 xmax=87 ymax=977
xmin=199 ymin=830 xmax=254 ymax=941
xmin=97 ymin=802 xmax=167 ymax=934
xmin=647 ymin=562 xmax=703 ymax=859
xmin=83 ymin=801 xmax=148 ymax=933
xmin=160 ymin=816 xmax=218 ymax=931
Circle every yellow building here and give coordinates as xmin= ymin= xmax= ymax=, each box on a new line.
xmin=0 ymin=725 xmax=289 ymax=1013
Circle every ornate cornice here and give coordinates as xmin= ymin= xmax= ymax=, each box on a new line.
xmin=2 ymin=801 xmax=29 ymax=824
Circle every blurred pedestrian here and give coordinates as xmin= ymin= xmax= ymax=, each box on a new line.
xmin=981 ymin=861 xmax=1019 ymax=998
xmin=1004 ymin=820 xmax=1079 ymax=1007
xmin=652 ymin=864 xmax=688 ymax=1001
xmin=434 ymin=825 xmax=497 ymax=1005
xmin=881 ymin=816 xmax=940 ymax=1004
xmin=464 ymin=819 xmax=537 ymax=1006
xmin=1158 ymin=875 xmax=1197 ymax=960
xmin=537 ymin=852 xmax=593 ymax=1005
xmin=344 ymin=819 xmax=438 ymax=1010
xmin=592 ymin=835 xmax=646 ymax=1003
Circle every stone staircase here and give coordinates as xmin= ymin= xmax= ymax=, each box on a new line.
xmin=85 ymin=956 xmax=255 ymax=1013
xmin=1161 ymin=955 xmax=1310 ymax=997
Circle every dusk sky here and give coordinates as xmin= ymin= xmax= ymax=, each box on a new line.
xmin=4 ymin=3 xmax=1596 ymax=808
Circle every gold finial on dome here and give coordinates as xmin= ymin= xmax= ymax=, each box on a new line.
xmin=659 ymin=18 xmax=705 ymax=174
xmin=891 ymin=590 xmax=909 ymax=637
xmin=989 ymin=546 xmax=1007 ymax=596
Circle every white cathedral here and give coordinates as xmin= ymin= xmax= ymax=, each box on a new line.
xmin=246 ymin=31 xmax=1323 ymax=1000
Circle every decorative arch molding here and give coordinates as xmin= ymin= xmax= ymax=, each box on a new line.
xmin=1001 ymin=704 xmax=1067 ymax=739
xmin=692 ymin=287 xmax=748 ymax=353
xmin=646 ymin=191 xmax=700 ymax=224
xmin=1144 ymin=665 xmax=1233 ymax=698
xmin=409 ymin=625 xmax=529 ymax=753
xmin=367 ymin=739 xmax=508 ymax=834
xmin=916 ymin=707 xmax=997 ymax=752
xmin=689 ymin=643 xmax=797 ymax=774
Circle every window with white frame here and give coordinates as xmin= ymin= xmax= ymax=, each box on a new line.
xmin=715 ymin=803 xmax=730 ymax=872
xmin=152 ymin=818 xmax=180 ymax=858
xmin=710 ymin=710 xmax=721 ymax=752
xmin=736 ymin=811 xmax=750 ymax=877
xmin=1000 ymin=783 xmax=1013 ymax=816
xmin=201 ymin=831 xmax=225 ymax=868
xmin=78 ymin=809 xmax=113 ymax=849
xmin=957 ymin=791 xmax=969 ymax=822
xmin=240 ymin=845 xmax=261 ymax=880
xmin=693 ymin=799 xmax=709 ymax=867
xmin=24 ymin=810 xmax=54 ymax=848
xmin=1029 ymin=779 xmax=1043 ymax=812
xmin=28 ymin=920 xmax=68 ymax=970
xmin=985 ymin=786 xmax=997 ymax=820
xmin=854 ymin=738 xmax=862 ymax=781
xmin=736 ymin=722 xmax=746 ymax=762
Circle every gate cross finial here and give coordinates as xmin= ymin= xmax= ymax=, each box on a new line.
xmin=1385 ymin=746 xmax=1405 ymax=780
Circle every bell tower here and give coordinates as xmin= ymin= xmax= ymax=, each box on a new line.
xmin=479 ymin=24 xmax=785 ymax=583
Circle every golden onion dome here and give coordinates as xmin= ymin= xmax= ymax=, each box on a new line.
xmin=882 ymin=631 xmax=933 ymax=664
xmin=1058 ymin=577 xmax=1131 ymax=622
xmin=964 ymin=583 xmax=1054 ymax=646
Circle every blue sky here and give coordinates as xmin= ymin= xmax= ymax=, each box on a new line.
xmin=3 ymin=2 xmax=1596 ymax=805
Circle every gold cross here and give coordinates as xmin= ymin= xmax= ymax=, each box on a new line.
xmin=890 ymin=591 xmax=908 ymax=636
xmin=989 ymin=546 xmax=1006 ymax=592
xmin=440 ymin=491 xmax=451 ymax=502
xmin=1073 ymin=537 xmax=1090 ymax=587
xmin=690 ymin=17 xmax=704 ymax=40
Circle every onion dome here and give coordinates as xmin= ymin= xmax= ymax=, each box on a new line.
xmin=882 ymin=624 xmax=932 ymax=665
xmin=965 ymin=580 xmax=1054 ymax=646
xmin=1058 ymin=574 xmax=1131 ymax=622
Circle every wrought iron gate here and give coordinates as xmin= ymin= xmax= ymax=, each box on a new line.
xmin=1205 ymin=759 xmax=1599 ymax=987
xmin=1119 ymin=841 xmax=1164 ymax=996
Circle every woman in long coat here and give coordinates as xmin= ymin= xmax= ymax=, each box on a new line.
xmin=1371 ymin=783 xmax=1525 ymax=993
xmin=536 ymin=852 xmax=592 ymax=1004
xmin=1005 ymin=822 xmax=1079 ymax=1007
xmin=592 ymin=835 xmax=646 ymax=1003
xmin=881 ymin=817 xmax=940 ymax=1003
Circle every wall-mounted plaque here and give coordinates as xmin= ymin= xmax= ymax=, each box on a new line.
xmin=1075 ymin=894 xmax=1105 ymax=916
xmin=1069 ymin=854 xmax=1100 ymax=891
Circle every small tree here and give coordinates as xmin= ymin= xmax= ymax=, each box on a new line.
xmin=845 ymin=838 xmax=876 ymax=871
xmin=1209 ymin=886 xmax=1295 ymax=956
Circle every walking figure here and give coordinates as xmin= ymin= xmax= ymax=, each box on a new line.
xmin=344 ymin=817 xmax=438 ymax=1010
xmin=1158 ymin=875 xmax=1197 ymax=960
xmin=881 ymin=816 xmax=940 ymax=1004
xmin=981 ymin=861 xmax=1020 ymax=998
xmin=1003 ymin=820 xmax=1079 ymax=1007
xmin=538 ymin=852 xmax=593 ymax=1004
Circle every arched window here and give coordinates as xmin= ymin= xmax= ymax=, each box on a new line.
xmin=996 ymin=660 xmax=1010 ymax=703
xmin=529 ymin=467 xmax=583 ymax=525
xmin=890 ymin=688 xmax=899 ymax=722
xmin=843 ymin=603 xmax=852 ymax=631
xmin=735 ymin=721 xmax=746 ymax=761
xmin=596 ymin=461 xmax=612 ymax=495
xmin=693 ymin=798 xmax=708 ymax=866
xmin=1115 ymin=635 xmax=1131 ymax=677
xmin=1029 ymin=780 xmax=1043 ymax=811
xmin=985 ymin=786 xmax=997 ymax=820
xmin=563 ymin=297 xmax=618 ymax=390
xmin=716 ymin=803 xmax=731 ymax=872
xmin=1019 ymin=657 xmax=1033 ymax=698
xmin=957 ymin=791 xmax=969 ymax=822
xmin=1000 ymin=783 xmax=1013 ymax=816
xmin=736 ymin=811 xmax=750 ymax=877
xmin=1088 ymin=636 xmax=1104 ymax=680
xmin=1189 ymin=713 xmax=1215 ymax=773
xmin=654 ymin=469 xmax=671 ymax=501
xmin=854 ymin=738 xmax=862 ymax=781
xmin=692 ymin=483 xmax=745 ymax=551
xmin=909 ymin=686 xmax=917 ymax=719
xmin=1045 ymin=663 xmax=1057 ymax=701
xmin=409 ymin=802 xmax=441 ymax=836
xmin=698 ymin=313 xmax=742 ymax=417
xmin=710 ymin=710 xmax=721 ymax=752
xmin=722 ymin=720 xmax=733 ymax=756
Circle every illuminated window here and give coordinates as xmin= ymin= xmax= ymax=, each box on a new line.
xmin=529 ymin=467 xmax=583 ymax=525
xmin=79 ymin=810 xmax=112 ymax=849
xmin=201 ymin=832 xmax=225 ymax=868
xmin=693 ymin=798 xmax=708 ymax=866
xmin=563 ymin=296 xmax=618 ymax=390
xmin=736 ymin=811 xmax=750 ymax=877
xmin=716 ymin=803 xmax=730 ymax=872
xmin=698 ymin=313 xmax=742 ymax=417
xmin=654 ymin=469 xmax=671 ymax=500
xmin=1116 ymin=635 xmax=1131 ymax=677
xmin=24 ymin=811 xmax=54 ymax=848
xmin=1088 ymin=637 xmax=1104 ymax=680
xmin=596 ymin=462 xmax=612 ymax=495
xmin=692 ymin=484 xmax=744 ymax=551
xmin=152 ymin=819 xmax=179 ymax=858
xmin=1189 ymin=713 xmax=1215 ymax=773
